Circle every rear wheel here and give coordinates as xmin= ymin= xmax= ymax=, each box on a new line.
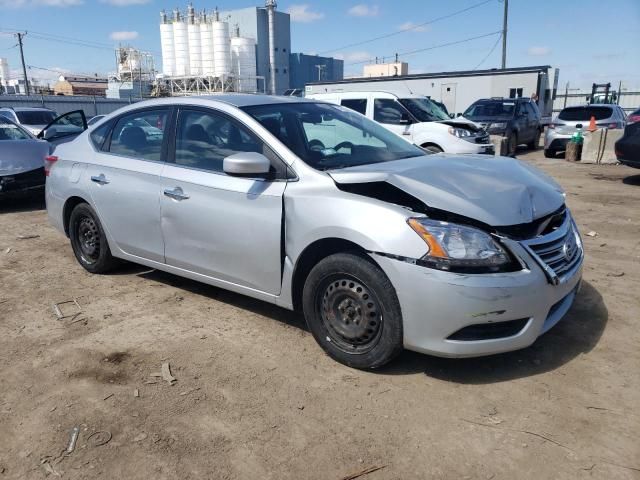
xmin=302 ymin=252 xmax=403 ymax=369
xmin=544 ymin=149 xmax=556 ymax=158
xmin=528 ymin=129 xmax=541 ymax=150
xmin=69 ymin=203 xmax=117 ymax=273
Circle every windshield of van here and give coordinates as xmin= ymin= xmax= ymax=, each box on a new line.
xmin=16 ymin=110 xmax=57 ymax=126
xmin=399 ymin=97 xmax=450 ymax=122
xmin=242 ymin=102 xmax=425 ymax=171
xmin=463 ymin=100 xmax=516 ymax=119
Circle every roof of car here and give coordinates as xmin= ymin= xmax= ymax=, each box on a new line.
xmin=114 ymin=94 xmax=322 ymax=111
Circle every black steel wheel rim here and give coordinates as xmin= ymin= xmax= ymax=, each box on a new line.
xmin=317 ymin=275 xmax=383 ymax=354
xmin=77 ymin=216 xmax=100 ymax=264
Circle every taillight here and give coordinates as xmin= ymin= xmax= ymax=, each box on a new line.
xmin=608 ymin=122 xmax=619 ymax=129
xmin=628 ymin=114 xmax=640 ymax=124
xmin=548 ymin=123 xmax=555 ymax=129
xmin=44 ymin=155 xmax=58 ymax=177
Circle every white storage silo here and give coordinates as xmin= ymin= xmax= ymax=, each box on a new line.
xmin=231 ymin=37 xmax=257 ymax=92
xmin=212 ymin=19 xmax=231 ymax=77
xmin=173 ymin=10 xmax=190 ymax=77
xmin=187 ymin=4 xmax=201 ymax=75
xmin=0 ymin=57 xmax=10 ymax=87
xmin=159 ymin=11 xmax=175 ymax=77
xmin=199 ymin=12 xmax=215 ymax=76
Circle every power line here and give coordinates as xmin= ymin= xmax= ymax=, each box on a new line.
xmin=472 ymin=32 xmax=502 ymax=70
xmin=345 ymin=30 xmax=503 ymax=66
xmin=318 ymin=0 xmax=494 ymax=55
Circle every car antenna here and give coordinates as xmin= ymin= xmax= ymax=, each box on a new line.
xmin=403 ymin=81 xmax=414 ymax=95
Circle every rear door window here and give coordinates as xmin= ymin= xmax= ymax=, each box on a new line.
xmin=90 ymin=120 xmax=112 ymax=150
xmin=340 ymin=99 xmax=367 ymax=115
xmin=559 ymin=107 xmax=613 ymax=121
xmin=107 ymin=109 xmax=169 ymax=161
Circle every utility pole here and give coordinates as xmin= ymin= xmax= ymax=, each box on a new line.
xmin=501 ymin=0 xmax=508 ymax=69
xmin=16 ymin=32 xmax=30 ymax=95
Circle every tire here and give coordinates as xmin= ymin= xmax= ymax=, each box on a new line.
xmin=528 ymin=129 xmax=541 ymax=150
xmin=544 ymin=149 xmax=556 ymax=158
xmin=69 ymin=202 xmax=117 ymax=273
xmin=507 ymin=133 xmax=518 ymax=157
xmin=422 ymin=144 xmax=443 ymax=154
xmin=302 ymin=252 xmax=403 ymax=369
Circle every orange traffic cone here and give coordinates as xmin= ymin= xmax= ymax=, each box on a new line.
xmin=587 ymin=115 xmax=597 ymax=132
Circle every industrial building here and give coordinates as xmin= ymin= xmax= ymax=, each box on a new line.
xmin=306 ymin=65 xmax=560 ymax=121
xmin=157 ymin=2 xmax=342 ymax=96
xmin=53 ymin=76 xmax=108 ymax=96
xmin=288 ymin=53 xmax=343 ymax=90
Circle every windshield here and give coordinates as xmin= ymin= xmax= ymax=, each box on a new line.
xmin=16 ymin=110 xmax=57 ymax=126
xmin=399 ymin=97 xmax=450 ymax=122
xmin=242 ymin=102 xmax=424 ymax=171
xmin=0 ymin=121 xmax=32 ymax=140
xmin=463 ymin=100 xmax=516 ymax=119
xmin=558 ymin=106 xmax=613 ymax=121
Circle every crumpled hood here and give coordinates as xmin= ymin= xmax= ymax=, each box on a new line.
xmin=0 ymin=139 xmax=50 ymax=176
xmin=328 ymin=154 xmax=565 ymax=226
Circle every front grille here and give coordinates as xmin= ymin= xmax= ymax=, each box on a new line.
xmin=522 ymin=213 xmax=583 ymax=284
xmin=475 ymin=134 xmax=490 ymax=144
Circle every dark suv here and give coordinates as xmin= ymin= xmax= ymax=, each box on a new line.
xmin=462 ymin=97 xmax=542 ymax=156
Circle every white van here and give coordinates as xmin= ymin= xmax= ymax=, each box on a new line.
xmin=306 ymin=91 xmax=494 ymax=155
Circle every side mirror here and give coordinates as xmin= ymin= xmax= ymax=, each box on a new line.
xmin=41 ymin=126 xmax=58 ymax=140
xmin=223 ymin=152 xmax=271 ymax=177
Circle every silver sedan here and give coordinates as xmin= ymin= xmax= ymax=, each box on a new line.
xmin=46 ymin=95 xmax=583 ymax=369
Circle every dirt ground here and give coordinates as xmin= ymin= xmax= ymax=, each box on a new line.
xmin=0 ymin=150 xmax=639 ymax=480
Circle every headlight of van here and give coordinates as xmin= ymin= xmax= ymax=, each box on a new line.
xmin=408 ymin=218 xmax=513 ymax=273
xmin=448 ymin=127 xmax=472 ymax=138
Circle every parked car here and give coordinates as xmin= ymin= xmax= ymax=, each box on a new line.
xmin=544 ymin=104 xmax=627 ymax=158
xmin=306 ymin=91 xmax=494 ymax=155
xmin=461 ymin=97 xmax=542 ymax=156
xmin=0 ymin=107 xmax=58 ymax=136
xmin=46 ymin=95 xmax=583 ymax=369
xmin=0 ymin=117 xmax=50 ymax=197
xmin=615 ymin=118 xmax=640 ymax=168
xmin=0 ymin=110 xmax=87 ymax=198
xmin=626 ymin=107 xmax=640 ymax=124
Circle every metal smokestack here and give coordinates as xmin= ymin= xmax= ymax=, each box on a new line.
xmin=266 ymin=0 xmax=277 ymax=95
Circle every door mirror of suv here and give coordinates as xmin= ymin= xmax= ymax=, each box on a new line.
xmin=223 ymin=152 xmax=271 ymax=177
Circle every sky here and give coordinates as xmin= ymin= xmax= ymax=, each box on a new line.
xmin=1 ymin=0 xmax=639 ymax=90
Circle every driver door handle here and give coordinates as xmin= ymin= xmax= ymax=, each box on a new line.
xmin=90 ymin=174 xmax=109 ymax=185
xmin=164 ymin=187 xmax=190 ymax=201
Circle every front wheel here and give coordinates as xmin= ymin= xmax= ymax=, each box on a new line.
xmin=544 ymin=149 xmax=556 ymax=158
xmin=302 ymin=252 xmax=403 ymax=369
xmin=69 ymin=203 xmax=118 ymax=273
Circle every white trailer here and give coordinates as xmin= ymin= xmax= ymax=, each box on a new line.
xmin=306 ymin=65 xmax=559 ymax=124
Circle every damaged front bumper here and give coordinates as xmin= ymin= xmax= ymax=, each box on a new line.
xmin=371 ymin=238 xmax=583 ymax=358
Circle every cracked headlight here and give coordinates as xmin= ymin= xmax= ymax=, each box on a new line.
xmin=448 ymin=126 xmax=473 ymax=138
xmin=408 ymin=218 xmax=512 ymax=272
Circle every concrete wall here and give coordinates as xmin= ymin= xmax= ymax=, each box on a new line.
xmin=0 ymin=94 xmax=137 ymax=117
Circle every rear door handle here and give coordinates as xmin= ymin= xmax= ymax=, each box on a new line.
xmin=90 ymin=174 xmax=109 ymax=185
xmin=164 ymin=187 xmax=190 ymax=201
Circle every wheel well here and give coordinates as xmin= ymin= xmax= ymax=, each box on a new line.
xmin=291 ymin=238 xmax=368 ymax=312
xmin=420 ymin=142 xmax=442 ymax=151
xmin=62 ymin=196 xmax=88 ymax=236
